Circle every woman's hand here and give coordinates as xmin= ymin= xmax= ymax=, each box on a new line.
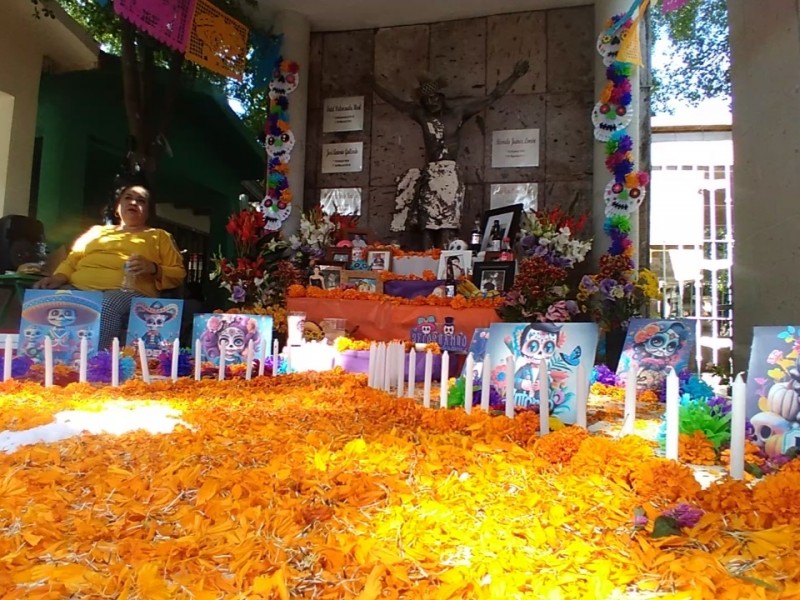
xmin=32 ymin=273 xmax=69 ymax=289
xmin=126 ymin=254 xmax=158 ymax=277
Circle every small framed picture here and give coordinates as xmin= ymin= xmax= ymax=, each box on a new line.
xmin=480 ymin=204 xmax=523 ymax=252
xmin=319 ymin=265 xmax=343 ymax=290
xmin=366 ymin=250 xmax=391 ymax=272
xmin=343 ymin=228 xmax=370 ymax=249
xmin=325 ymin=246 xmax=352 ymax=266
xmin=473 ymin=261 xmax=515 ymax=293
xmin=343 ymin=271 xmax=383 ymax=294
xmin=437 ymin=250 xmax=473 ymax=279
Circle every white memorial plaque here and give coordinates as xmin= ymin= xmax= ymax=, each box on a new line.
xmin=321 ymin=142 xmax=364 ymax=173
xmin=491 ymin=128 xmax=540 ymax=168
xmin=323 ymin=96 xmax=365 ymax=132
xmin=490 ymin=183 xmax=538 ymax=212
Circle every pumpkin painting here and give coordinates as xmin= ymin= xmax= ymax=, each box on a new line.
xmin=767 ymin=381 xmax=800 ymax=422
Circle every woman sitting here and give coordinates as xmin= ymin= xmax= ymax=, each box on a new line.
xmin=34 ymin=178 xmax=187 ymax=349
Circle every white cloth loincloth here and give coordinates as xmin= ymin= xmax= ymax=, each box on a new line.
xmin=390 ymin=160 xmax=465 ymax=232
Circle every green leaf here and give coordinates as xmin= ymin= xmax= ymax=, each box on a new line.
xmin=745 ymin=462 xmax=764 ymax=479
xmin=734 ymin=575 xmax=781 ymax=593
xmin=651 ymin=516 xmax=681 ymax=539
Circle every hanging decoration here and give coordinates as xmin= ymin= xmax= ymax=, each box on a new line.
xmin=185 ymin=0 xmax=249 ymax=81
xmin=661 ymin=0 xmax=691 ymax=13
xmin=262 ymin=58 xmax=300 ymax=232
xmin=251 ymin=33 xmax=284 ymax=88
xmin=114 ymin=0 xmax=198 ymax=52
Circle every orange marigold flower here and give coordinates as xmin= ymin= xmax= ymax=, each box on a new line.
xmin=287 ymin=284 xmax=307 ymax=298
xmin=679 ymin=431 xmax=717 ymax=466
xmin=532 ymin=426 xmax=590 ymax=465
xmin=751 ymin=469 xmax=800 ymax=527
xmin=629 ymin=458 xmax=701 ymax=504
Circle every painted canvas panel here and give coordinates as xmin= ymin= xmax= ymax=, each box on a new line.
xmin=192 ymin=313 xmax=273 ymax=366
xmin=126 ymin=298 xmax=184 ymax=359
xmin=746 ymin=326 xmax=800 ymax=457
xmin=486 ymin=322 xmax=599 ymax=424
xmin=461 ymin=328 xmax=490 ymax=379
xmin=18 ymin=289 xmax=102 ymax=366
xmin=616 ymin=319 xmax=694 ymax=392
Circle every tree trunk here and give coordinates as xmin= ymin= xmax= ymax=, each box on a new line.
xmin=639 ymin=8 xmax=653 ymax=275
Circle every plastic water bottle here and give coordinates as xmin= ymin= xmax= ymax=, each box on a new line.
xmin=121 ymin=260 xmax=136 ymax=291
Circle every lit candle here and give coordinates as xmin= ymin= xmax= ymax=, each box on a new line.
xmin=138 ymin=338 xmax=150 ymax=384
xmin=440 ymin=351 xmax=450 ymax=408
xmin=622 ymin=362 xmax=637 ymax=436
xmin=78 ymin=336 xmax=88 ymax=383
xmin=271 ymin=339 xmax=279 ymax=376
xmin=3 ymin=334 xmax=13 ymax=382
xmin=505 ymin=356 xmax=515 ymax=419
xmin=245 ymin=340 xmax=254 ymax=380
xmin=539 ymin=361 xmax=549 ymax=436
xmin=423 ymin=350 xmax=433 ymax=408
xmin=112 ymin=338 xmax=120 ymax=387
xmin=665 ymin=368 xmax=680 ymax=461
xmin=480 ymin=353 xmax=491 ymax=411
xmin=407 ymin=348 xmax=416 ymax=397
xmin=575 ymin=363 xmax=587 ymax=429
xmin=464 ymin=353 xmax=474 ymax=415
xmin=44 ymin=336 xmax=53 ymax=388
xmin=396 ymin=344 xmax=405 ymax=398
xmin=171 ymin=338 xmax=180 ymax=382
xmin=729 ymin=373 xmax=747 ymax=480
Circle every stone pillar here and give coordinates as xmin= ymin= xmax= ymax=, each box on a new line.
xmin=729 ymin=1 xmax=800 ymax=370
xmin=591 ymin=0 xmax=640 ymax=268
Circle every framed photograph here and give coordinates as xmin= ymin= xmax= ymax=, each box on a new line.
xmin=480 ymin=204 xmax=523 ymax=252
xmin=325 ymin=246 xmax=352 ymax=266
xmin=318 ymin=265 xmax=343 ymax=290
xmin=343 ymin=227 xmax=370 ymax=246
xmin=473 ymin=261 xmax=515 ymax=293
xmin=343 ymin=271 xmax=383 ymax=294
xmin=437 ymin=250 xmax=473 ymax=279
xmin=366 ymin=250 xmax=391 ymax=272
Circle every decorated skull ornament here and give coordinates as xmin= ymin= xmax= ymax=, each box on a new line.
xmin=592 ymin=101 xmax=633 ymax=142
xmin=596 ymin=16 xmax=632 ymax=66
xmin=265 ymin=129 xmax=295 ymax=164
xmin=261 ymin=191 xmax=292 ymax=232
xmin=268 ymin=61 xmax=300 ymax=98
xmin=604 ymin=179 xmax=645 ymax=218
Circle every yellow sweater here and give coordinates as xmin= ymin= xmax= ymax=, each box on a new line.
xmin=54 ymin=226 xmax=187 ymax=297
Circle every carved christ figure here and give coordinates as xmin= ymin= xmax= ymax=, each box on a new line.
xmin=373 ymin=60 xmax=530 ymax=249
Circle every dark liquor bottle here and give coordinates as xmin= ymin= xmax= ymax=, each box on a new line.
xmin=500 ymin=237 xmax=514 ymax=261
xmin=488 ymin=219 xmax=502 ymax=252
xmin=470 ymin=217 xmax=482 ymax=251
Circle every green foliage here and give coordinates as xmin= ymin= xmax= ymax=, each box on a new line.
xmin=650 ymin=515 xmax=681 ymax=538
xmin=677 ymin=395 xmax=731 ymax=449
xmin=650 ymin=0 xmax=730 ymax=113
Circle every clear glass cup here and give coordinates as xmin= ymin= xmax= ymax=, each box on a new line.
xmin=121 ymin=260 xmax=137 ymax=291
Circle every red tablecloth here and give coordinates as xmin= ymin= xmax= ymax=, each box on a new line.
xmin=287 ymin=298 xmax=498 ymax=354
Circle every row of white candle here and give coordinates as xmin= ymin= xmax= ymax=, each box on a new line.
xmin=364 ymin=345 xmax=749 ymax=481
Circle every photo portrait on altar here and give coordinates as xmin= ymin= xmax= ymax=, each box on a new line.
xmin=486 ymin=322 xmax=598 ymax=424
xmin=367 ymin=250 xmax=391 ymax=272
xmin=437 ymin=250 xmax=472 ymax=279
xmin=192 ymin=313 xmax=273 ymax=367
xmin=617 ymin=318 xmax=694 ymax=392
xmin=479 ymin=205 xmax=523 ymax=252
xmin=320 ymin=266 xmax=342 ymax=290
xmin=126 ymin=298 xmax=184 ymax=359
xmin=473 ymin=261 xmax=515 ymax=294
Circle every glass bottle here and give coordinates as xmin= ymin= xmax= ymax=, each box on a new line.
xmin=489 ymin=220 xmax=502 ymax=252
xmin=470 ymin=217 xmax=482 ymax=250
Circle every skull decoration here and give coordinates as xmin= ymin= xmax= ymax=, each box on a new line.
xmin=604 ymin=178 xmax=645 ymax=218
xmin=76 ymin=329 xmax=93 ymax=341
xmin=144 ymin=314 xmax=168 ymax=330
xmin=520 ymin=327 xmax=558 ymax=366
xmin=751 ymin=412 xmax=793 ymax=446
xmin=23 ymin=327 xmax=43 ymax=343
xmin=261 ymin=190 xmax=292 ymax=232
xmin=218 ymin=325 xmax=247 ymax=363
xmin=442 ymin=317 xmax=456 ymax=336
xmin=592 ymin=101 xmax=633 ymax=142
xmin=596 ymin=16 xmax=632 ymax=66
xmin=268 ymin=62 xmax=300 ymax=99
xmin=448 ymin=239 xmax=468 ymax=251
xmin=47 ymin=308 xmax=77 ymax=328
xmin=265 ymin=129 xmax=295 ymax=164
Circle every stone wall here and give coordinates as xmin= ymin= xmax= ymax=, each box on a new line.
xmin=304 ymin=6 xmax=594 ymax=243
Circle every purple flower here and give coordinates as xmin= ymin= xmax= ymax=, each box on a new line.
xmin=633 ymin=513 xmax=649 ymax=529
xmin=599 ymin=278 xmax=617 ymax=298
xmin=564 ymin=300 xmax=579 ymax=314
xmin=580 ymin=275 xmax=598 ymax=293
xmin=231 ymin=285 xmax=246 ymax=303
xmin=592 ymin=364 xmax=620 ymax=386
xmin=661 ymin=503 xmax=704 ymax=529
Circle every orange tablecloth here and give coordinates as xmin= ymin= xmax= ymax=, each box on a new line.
xmin=287 ymin=298 xmax=498 ymax=352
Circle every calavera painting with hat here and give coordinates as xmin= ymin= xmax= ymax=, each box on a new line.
xmin=19 ymin=289 xmax=103 ymax=365
xmin=192 ymin=313 xmax=274 ymax=367
xmin=126 ymin=298 xmax=184 ymax=358
xmin=409 ymin=315 xmax=468 ymax=353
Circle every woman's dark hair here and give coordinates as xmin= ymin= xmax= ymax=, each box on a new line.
xmin=102 ymin=171 xmax=156 ymax=225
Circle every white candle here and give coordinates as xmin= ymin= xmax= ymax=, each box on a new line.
xmin=729 ymin=373 xmax=747 ymax=480
xmin=480 ymin=353 xmax=491 ymax=411
xmin=271 ymin=339 xmax=279 ymax=376
xmin=78 ymin=336 xmax=88 ymax=383
xmin=112 ymin=338 xmax=120 ymax=387
xmin=373 ymin=344 xmax=383 ymax=389
xmin=3 ymin=335 xmax=13 ymax=382
xmin=383 ymin=343 xmax=393 ymax=393
xmin=217 ymin=354 xmax=225 ymax=381
xmin=622 ymin=362 xmax=637 ymax=436
xmin=464 ymin=353 xmax=474 ymax=415
xmin=170 ymin=338 xmax=180 ymax=382
xmin=665 ymin=368 xmax=680 ymax=461
xmin=194 ymin=338 xmax=201 ymax=381
xmin=43 ymin=336 xmax=53 ymax=388
xmin=407 ymin=348 xmax=416 ymax=398
xmin=423 ymin=350 xmax=433 ymax=408
xmin=245 ymin=340 xmax=254 ymax=380
xmin=440 ymin=351 xmax=450 ymax=408
xmin=396 ymin=345 xmax=405 ymax=398
xmin=505 ymin=356 xmax=515 ymax=419
xmin=138 ymin=339 xmax=150 ymax=384
xmin=539 ymin=361 xmax=550 ymax=436
xmin=575 ymin=363 xmax=588 ymax=429
xmin=367 ymin=342 xmax=375 ymax=387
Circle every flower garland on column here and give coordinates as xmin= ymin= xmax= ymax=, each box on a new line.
xmin=262 ymin=58 xmax=300 ymax=232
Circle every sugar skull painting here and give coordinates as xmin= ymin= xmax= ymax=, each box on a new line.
xmin=126 ymin=298 xmax=184 ymax=359
xmin=596 ymin=14 xmax=633 ymax=66
xmin=604 ymin=175 xmax=648 ymax=218
xmin=261 ymin=189 xmax=292 ymax=232
xmin=19 ymin=290 xmax=102 ymax=366
xmin=268 ymin=60 xmax=299 ymax=99
xmin=592 ymin=100 xmax=634 ymax=142
xmin=192 ymin=313 xmax=273 ymax=367
xmin=486 ymin=322 xmax=598 ymax=424
xmin=617 ymin=319 xmax=694 ymax=393
xmin=265 ymin=129 xmax=295 ymax=164
xmin=745 ymin=327 xmax=800 ymax=457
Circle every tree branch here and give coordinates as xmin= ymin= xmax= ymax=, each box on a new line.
xmin=158 ymin=50 xmax=185 ymax=145
xmin=119 ymin=19 xmax=143 ymax=159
